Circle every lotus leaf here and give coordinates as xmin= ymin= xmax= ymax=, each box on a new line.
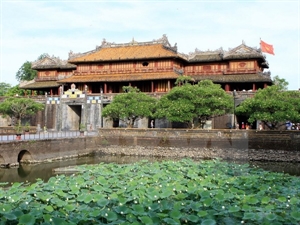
xmin=201 ymin=218 xmax=216 ymax=225
xmin=228 ymin=205 xmax=240 ymax=213
xmin=291 ymin=211 xmax=300 ymax=220
xmin=162 ymin=217 xmax=180 ymax=225
xmin=277 ymin=196 xmax=287 ymax=202
xmin=3 ymin=213 xmax=17 ymax=220
xmin=139 ymin=216 xmax=153 ymax=224
xmin=261 ymin=196 xmax=271 ymax=204
xmin=186 ymin=214 xmax=199 ymax=222
xmin=265 ymin=213 xmax=277 ymax=221
xmin=169 ymin=209 xmax=181 ymax=220
xmin=19 ymin=214 xmax=35 ymax=225
xmin=131 ymin=204 xmax=146 ymax=216
xmin=64 ymin=204 xmax=76 ymax=212
xmin=52 ymin=217 xmax=68 ymax=225
xmin=106 ymin=211 xmax=118 ymax=221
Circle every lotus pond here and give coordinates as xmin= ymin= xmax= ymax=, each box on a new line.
xmin=0 ymin=159 xmax=300 ymax=224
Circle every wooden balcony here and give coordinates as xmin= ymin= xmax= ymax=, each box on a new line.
xmin=223 ymin=69 xmax=257 ymax=75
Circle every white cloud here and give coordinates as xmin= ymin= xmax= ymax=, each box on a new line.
xmin=1 ymin=0 xmax=299 ymax=90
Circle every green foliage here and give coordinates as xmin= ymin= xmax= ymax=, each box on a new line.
xmin=37 ymin=53 xmax=49 ymax=60
xmin=16 ymin=61 xmax=37 ymax=81
xmin=24 ymin=122 xmax=30 ymax=132
xmin=0 ymin=97 xmax=44 ymax=126
xmin=1 ymin=159 xmax=299 ymax=224
xmin=14 ymin=124 xmax=23 ymax=134
xmin=272 ymin=75 xmax=289 ymax=91
xmin=15 ymin=54 xmax=48 ymax=82
xmin=236 ymin=85 xmax=300 ymax=129
xmin=0 ymin=82 xmax=12 ymax=96
xmin=174 ymin=75 xmax=195 ymax=86
xmin=102 ymin=86 xmax=157 ymax=128
xmin=4 ymin=85 xmax=30 ymax=97
xmin=155 ymin=80 xmax=232 ymax=128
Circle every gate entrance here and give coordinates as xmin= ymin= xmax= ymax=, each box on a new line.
xmin=65 ymin=105 xmax=82 ymax=130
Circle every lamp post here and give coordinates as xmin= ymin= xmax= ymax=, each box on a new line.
xmin=100 ymin=88 xmax=103 ymax=128
xmin=233 ymin=90 xmax=237 ymax=129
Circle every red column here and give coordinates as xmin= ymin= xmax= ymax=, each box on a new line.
xmin=104 ymin=83 xmax=107 ymax=93
xmin=225 ymin=84 xmax=230 ymax=91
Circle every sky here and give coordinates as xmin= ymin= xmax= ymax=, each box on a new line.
xmin=0 ymin=0 xmax=299 ymax=90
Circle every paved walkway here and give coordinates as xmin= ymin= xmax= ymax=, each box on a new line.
xmin=0 ymin=131 xmax=98 ymax=142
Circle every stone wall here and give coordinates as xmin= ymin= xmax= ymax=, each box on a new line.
xmin=1 ymin=129 xmax=300 ymax=167
xmin=97 ymin=129 xmax=300 ymax=162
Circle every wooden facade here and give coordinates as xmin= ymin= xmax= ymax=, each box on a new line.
xmin=21 ymin=35 xmax=272 ymax=95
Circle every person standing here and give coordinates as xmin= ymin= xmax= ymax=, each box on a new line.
xmin=241 ymin=122 xmax=245 ymax=129
xmin=150 ymin=120 xmax=154 ymax=128
xmin=245 ymin=123 xmax=250 ymax=130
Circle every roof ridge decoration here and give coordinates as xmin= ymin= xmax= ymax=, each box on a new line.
xmin=223 ymin=42 xmax=263 ymax=58
xmin=32 ymin=55 xmax=67 ymax=67
xmin=68 ymin=50 xmax=91 ymax=60
xmin=31 ymin=54 xmax=50 ymax=67
xmin=32 ymin=55 xmax=76 ymax=69
xmin=188 ymin=47 xmax=224 ymax=60
xmin=68 ymin=34 xmax=178 ymax=60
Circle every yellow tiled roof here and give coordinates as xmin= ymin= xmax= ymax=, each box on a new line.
xmin=58 ymin=71 xmax=179 ymax=83
xmin=69 ymin=44 xmax=181 ymax=63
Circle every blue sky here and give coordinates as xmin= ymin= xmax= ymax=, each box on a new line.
xmin=1 ymin=0 xmax=299 ymax=90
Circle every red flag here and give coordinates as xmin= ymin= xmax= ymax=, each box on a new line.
xmin=260 ymin=40 xmax=275 ymax=55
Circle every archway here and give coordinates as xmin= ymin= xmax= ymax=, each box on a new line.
xmin=18 ymin=150 xmax=33 ymax=164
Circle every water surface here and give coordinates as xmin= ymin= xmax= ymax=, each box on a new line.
xmin=1 ymin=154 xmax=299 ymax=184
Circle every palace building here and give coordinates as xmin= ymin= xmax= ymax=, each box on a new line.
xmin=20 ymin=35 xmax=272 ymax=130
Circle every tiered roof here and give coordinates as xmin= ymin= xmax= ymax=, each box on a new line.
xmin=68 ymin=34 xmax=181 ymax=62
xmin=188 ymin=48 xmax=223 ymax=62
xmin=187 ymin=42 xmax=268 ymax=68
xmin=223 ymin=43 xmax=267 ymax=62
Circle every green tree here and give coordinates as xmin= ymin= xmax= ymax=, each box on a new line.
xmin=273 ymin=75 xmax=289 ymax=91
xmin=4 ymin=85 xmax=30 ymax=96
xmin=155 ymin=79 xmax=233 ymax=128
xmin=174 ymin=75 xmax=195 ymax=86
xmin=235 ymin=85 xmax=300 ymax=130
xmin=37 ymin=53 xmax=49 ymax=60
xmin=15 ymin=54 xmax=48 ymax=82
xmin=15 ymin=61 xmax=37 ymax=81
xmin=102 ymin=86 xmax=157 ymax=128
xmin=0 ymin=82 xmax=11 ymax=96
xmin=0 ymin=97 xmax=44 ymax=126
